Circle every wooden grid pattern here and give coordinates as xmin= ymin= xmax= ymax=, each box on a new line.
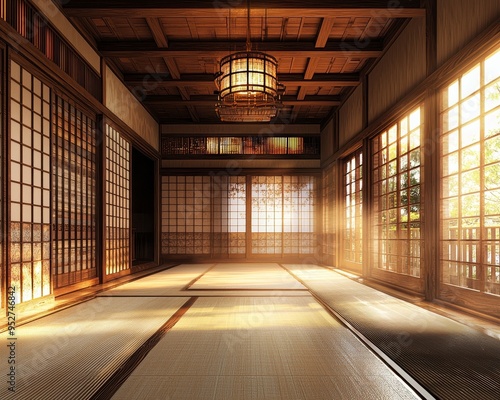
xmin=9 ymin=61 xmax=51 ymax=303
xmin=372 ymin=107 xmax=422 ymax=278
xmin=105 ymin=125 xmax=130 ymax=275
xmin=89 ymin=15 xmax=392 ymax=44
xmin=343 ymin=149 xmax=363 ymax=270
xmin=440 ymin=48 xmax=500 ymax=295
xmin=161 ymin=175 xmax=317 ymax=257
xmin=52 ymin=95 xmax=97 ymax=288
xmin=59 ymin=2 xmax=411 ymax=124
xmin=161 ymin=176 xmax=211 ymax=255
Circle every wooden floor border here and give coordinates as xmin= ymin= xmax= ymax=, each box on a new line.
xmin=90 ymin=296 xmax=199 ymax=400
xmin=181 ymin=263 xmax=217 ymax=290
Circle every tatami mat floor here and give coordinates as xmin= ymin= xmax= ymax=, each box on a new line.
xmin=111 ymin=295 xmax=418 ymax=400
xmin=3 ymin=262 xmax=496 ymax=399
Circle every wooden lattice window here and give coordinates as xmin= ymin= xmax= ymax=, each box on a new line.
xmin=9 ymin=62 xmax=51 ymax=303
xmin=441 ymin=48 xmax=500 ymax=295
xmin=105 ymin=125 xmax=130 ymax=275
xmin=372 ymin=107 xmax=423 ymax=278
xmin=53 ymin=96 xmax=97 ymax=288
xmin=343 ymin=150 xmax=363 ymax=271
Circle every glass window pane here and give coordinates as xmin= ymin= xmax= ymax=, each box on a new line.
xmin=485 ymin=49 xmax=500 ymax=84
xmin=461 ymin=65 xmax=480 ymax=98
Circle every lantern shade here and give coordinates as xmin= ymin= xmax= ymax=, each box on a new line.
xmin=215 ymin=51 xmax=284 ymax=122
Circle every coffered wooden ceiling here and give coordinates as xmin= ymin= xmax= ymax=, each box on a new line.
xmin=59 ymin=0 xmax=424 ymax=124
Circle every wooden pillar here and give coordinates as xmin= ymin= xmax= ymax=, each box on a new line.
xmin=422 ymin=0 xmax=438 ymax=301
xmin=96 ymin=115 xmax=106 ymax=284
xmin=362 ymin=138 xmax=372 ymax=278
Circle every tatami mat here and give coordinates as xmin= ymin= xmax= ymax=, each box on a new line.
xmin=188 ymin=262 xmax=306 ymax=290
xmin=0 ymin=296 xmax=188 ymax=400
xmin=111 ymin=296 xmax=418 ymax=400
xmin=101 ymin=263 xmax=308 ymax=297
xmin=101 ymin=263 xmax=213 ymax=296
xmin=283 ymin=264 xmax=500 ymax=400
xmin=9 ymin=262 xmax=494 ymax=399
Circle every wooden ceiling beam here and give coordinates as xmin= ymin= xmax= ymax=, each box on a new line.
xmin=146 ymin=18 xmax=169 ymax=48
xmin=163 ymin=57 xmax=180 ymax=79
xmin=304 ymin=57 xmax=320 ymax=80
xmin=315 ymin=17 xmax=334 ymax=48
xmin=297 ymin=87 xmax=308 ymax=101
xmin=143 ymin=95 xmax=342 ymax=107
xmin=123 ymin=73 xmax=361 ymax=88
xmin=99 ymin=40 xmax=384 ymax=58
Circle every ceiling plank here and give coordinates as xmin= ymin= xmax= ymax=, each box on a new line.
xmin=61 ymin=1 xmax=425 ymax=19
xmin=315 ymin=17 xmax=334 ymax=48
xmin=143 ymin=94 xmax=342 ymax=107
xmin=99 ymin=40 xmax=384 ymax=58
xmin=123 ymin=73 xmax=361 ymax=88
xmin=187 ymin=17 xmax=199 ymax=39
xmin=146 ymin=18 xmax=169 ymax=48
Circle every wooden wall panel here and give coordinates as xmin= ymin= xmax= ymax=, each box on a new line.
xmin=339 ymin=85 xmax=363 ymax=147
xmin=105 ymin=66 xmax=159 ymax=151
xmin=437 ymin=0 xmax=500 ymax=68
xmin=368 ymin=18 xmax=426 ymax=123
xmin=320 ymin=118 xmax=335 ymax=162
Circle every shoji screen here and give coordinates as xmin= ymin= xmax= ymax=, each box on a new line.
xmin=105 ymin=125 xmax=130 ymax=275
xmin=212 ymin=176 xmax=246 ymax=256
xmin=251 ymin=176 xmax=283 ymax=255
xmin=251 ymin=175 xmax=317 ymax=255
xmin=161 ymin=176 xmax=211 ymax=255
xmin=53 ymin=95 xmax=97 ymax=288
xmin=161 ymin=175 xmax=317 ymax=257
xmin=9 ymin=61 xmax=51 ymax=303
xmin=283 ymin=176 xmax=316 ymax=254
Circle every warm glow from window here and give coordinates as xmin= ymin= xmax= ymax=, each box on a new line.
xmin=372 ymin=106 xmax=422 ymax=278
xmin=441 ymin=49 xmax=500 ymax=295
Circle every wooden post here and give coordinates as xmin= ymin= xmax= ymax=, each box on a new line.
xmin=422 ymin=0 xmax=438 ymax=301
